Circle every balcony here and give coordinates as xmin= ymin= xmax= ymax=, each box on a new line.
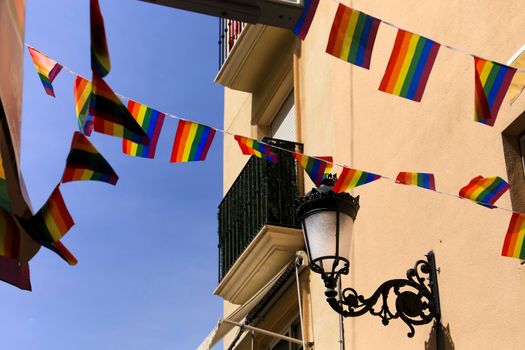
xmin=218 ymin=18 xmax=247 ymax=69
xmin=216 ymin=17 xmax=297 ymax=92
xmin=216 ymin=138 xmax=304 ymax=304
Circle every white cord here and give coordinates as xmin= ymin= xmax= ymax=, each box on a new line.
xmin=23 ymin=43 xmax=525 ymax=217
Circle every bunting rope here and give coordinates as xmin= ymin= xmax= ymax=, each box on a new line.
xmin=24 ymin=43 xmax=521 ymax=219
xmin=330 ymin=0 xmax=525 ymax=74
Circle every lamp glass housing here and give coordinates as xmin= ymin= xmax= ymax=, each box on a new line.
xmin=296 ymin=178 xmax=359 ymax=278
xmin=302 ymin=209 xmax=354 ymax=276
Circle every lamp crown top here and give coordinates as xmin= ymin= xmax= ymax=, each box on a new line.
xmin=296 ymin=175 xmax=360 ymax=221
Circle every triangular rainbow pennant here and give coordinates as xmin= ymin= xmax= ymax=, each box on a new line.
xmin=0 ymin=151 xmax=11 ymax=212
xmin=90 ymin=75 xmax=149 ymax=145
xmin=17 ymin=185 xmax=77 ymax=265
xmin=458 ymin=175 xmax=509 ymax=208
xmin=74 ymin=76 xmax=94 ymax=136
xmin=379 ymin=29 xmax=440 ymax=102
xmin=292 ymin=0 xmax=319 ymax=40
xmin=333 ymin=167 xmax=381 ymax=192
xmin=27 ymin=46 xmax=63 ymax=97
xmin=0 ymin=208 xmax=32 ymax=290
xmin=62 ymin=131 xmax=119 ymax=185
xmin=293 ymin=153 xmax=333 ymax=186
xmin=501 ymin=212 xmax=525 ymax=260
xmin=0 ymin=208 xmax=20 ymax=260
xmin=90 ymin=0 xmax=111 ymax=77
xmin=473 ymin=57 xmax=517 ymax=126
xmin=326 ymin=4 xmax=381 ymax=69
xmin=234 ymin=135 xmax=278 ymax=163
xmin=124 ymin=100 xmax=166 ymax=159
xmin=395 ymin=172 xmax=436 ymax=191
xmin=170 ymin=120 xmax=216 ymax=162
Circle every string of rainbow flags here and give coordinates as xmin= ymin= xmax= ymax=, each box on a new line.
xmin=21 ymin=0 xmax=525 ymax=277
xmin=27 ymin=42 xmax=525 ymax=263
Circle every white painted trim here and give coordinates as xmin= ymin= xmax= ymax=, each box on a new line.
xmin=507 ymin=43 xmax=525 ymax=65
xmin=222 ymin=319 xmax=304 ymax=346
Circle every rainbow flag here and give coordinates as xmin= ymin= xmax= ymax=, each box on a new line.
xmin=0 ymin=255 xmax=31 ymax=291
xmin=326 ymin=5 xmax=381 ymax=69
xmin=234 ymin=135 xmax=278 ymax=163
xmin=474 ymin=57 xmax=517 ymax=126
xmin=293 ymin=153 xmax=333 ymax=186
xmin=18 ymin=186 xmax=77 ymax=265
xmin=379 ymin=30 xmax=440 ymax=102
xmin=90 ymin=75 xmax=149 ymax=145
xmin=0 ymin=152 xmax=10 ymax=212
xmin=90 ymin=0 xmax=111 ymax=77
xmin=459 ymin=175 xmax=509 ymax=208
xmin=0 ymin=208 xmax=20 ymax=259
xmin=32 ymin=186 xmax=74 ymax=243
xmin=27 ymin=46 xmax=63 ymax=97
xmin=170 ymin=120 xmax=216 ymax=162
xmin=74 ymin=76 xmax=94 ymax=136
xmin=502 ymin=212 xmax=525 ymax=260
xmin=47 ymin=240 xmax=77 ymax=266
xmin=333 ymin=167 xmax=381 ymax=192
xmin=123 ymin=100 xmax=166 ymax=159
xmin=62 ymin=131 xmax=119 ymax=185
xmin=318 ymin=156 xmax=334 ymax=177
xmin=396 ymin=172 xmax=436 ymax=191
xmin=292 ymin=0 xmax=319 ymax=40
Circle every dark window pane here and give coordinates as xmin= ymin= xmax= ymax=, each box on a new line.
xmin=271 ymin=339 xmax=289 ymax=350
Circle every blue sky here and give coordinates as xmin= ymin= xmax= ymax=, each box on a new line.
xmin=0 ymin=1 xmax=224 ymax=348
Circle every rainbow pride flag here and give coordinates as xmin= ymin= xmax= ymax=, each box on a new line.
xmin=396 ymin=172 xmax=436 ymax=191
xmin=74 ymin=76 xmax=94 ymax=136
xmin=62 ymin=131 xmax=119 ymax=185
xmin=0 ymin=208 xmax=20 ymax=259
xmin=47 ymin=240 xmax=78 ymax=266
xmin=90 ymin=0 xmax=111 ymax=77
xmin=18 ymin=186 xmax=77 ymax=265
xmin=458 ymin=175 xmax=509 ymax=208
xmin=292 ymin=0 xmax=319 ymax=40
xmin=326 ymin=5 xmax=381 ymax=69
xmin=502 ymin=212 xmax=525 ymax=260
xmin=27 ymin=46 xmax=63 ymax=97
xmin=379 ymin=30 xmax=440 ymax=102
xmin=90 ymin=75 xmax=149 ymax=145
xmin=170 ymin=120 xmax=216 ymax=162
xmin=32 ymin=186 xmax=74 ymax=243
xmin=474 ymin=57 xmax=517 ymax=126
xmin=234 ymin=135 xmax=278 ymax=163
xmin=293 ymin=153 xmax=333 ymax=186
xmin=123 ymin=100 xmax=166 ymax=159
xmin=0 ymin=152 xmax=10 ymax=212
xmin=0 ymin=255 xmax=31 ymax=291
xmin=318 ymin=156 xmax=334 ymax=177
xmin=333 ymin=167 xmax=381 ymax=192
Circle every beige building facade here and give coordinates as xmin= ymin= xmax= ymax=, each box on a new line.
xmin=209 ymin=1 xmax=525 ymax=349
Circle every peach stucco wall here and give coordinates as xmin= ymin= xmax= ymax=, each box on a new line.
xmin=298 ymin=0 xmax=525 ymax=349
xmin=222 ymin=0 xmax=525 ymax=349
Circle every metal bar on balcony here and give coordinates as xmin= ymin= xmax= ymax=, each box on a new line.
xmin=218 ymin=138 xmax=303 ymax=281
xmin=218 ymin=17 xmax=246 ymax=69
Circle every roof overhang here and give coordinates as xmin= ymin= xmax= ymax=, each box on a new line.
xmin=139 ymin=0 xmax=304 ymax=29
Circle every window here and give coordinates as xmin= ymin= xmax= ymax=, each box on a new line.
xmin=502 ymin=111 xmax=525 ymax=212
xmin=268 ymin=318 xmax=303 ymax=350
xmin=520 ymin=133 xmax=525 ymax=175
xmin=269 ymin=91 xmax=296 ymax=142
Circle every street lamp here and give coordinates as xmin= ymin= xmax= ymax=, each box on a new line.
xmin=296 ymin=175 xmax=441 ymax=338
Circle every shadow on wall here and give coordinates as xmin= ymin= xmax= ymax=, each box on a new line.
xmin=425 ymin=322 xmax=455 ymax=350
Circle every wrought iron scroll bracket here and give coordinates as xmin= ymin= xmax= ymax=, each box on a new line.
xmin=322 ymin=251 xmax=441 ymax=338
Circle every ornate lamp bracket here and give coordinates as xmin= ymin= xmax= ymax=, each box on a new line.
xmin=322 ymin=251 xmax=441 ymax=338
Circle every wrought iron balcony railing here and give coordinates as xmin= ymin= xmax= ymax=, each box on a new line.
xmin=218 ymin=138 xmax=302 ymax=281
xmin=218 ymin=17 xmax=246 ymax=69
